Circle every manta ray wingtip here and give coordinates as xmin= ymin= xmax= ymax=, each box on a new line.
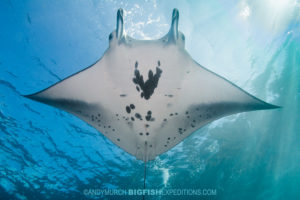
xmin=258 ymin=101 xmax=281 ymax=110
xmin=22 ymin=93 xmax=38 ymax=101
xmin=266 ymin=103 xmax=282 ymax=109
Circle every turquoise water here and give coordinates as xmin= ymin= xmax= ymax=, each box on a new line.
xmin=0 ymin=0 xmax=299 ymax=199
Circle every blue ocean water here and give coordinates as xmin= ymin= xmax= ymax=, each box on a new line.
xmin=0 ymin=0 xmax=299 ymax=199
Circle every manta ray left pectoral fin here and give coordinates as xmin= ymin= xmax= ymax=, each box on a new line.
xmin=22 ymin=55 xmax=111 ymax=118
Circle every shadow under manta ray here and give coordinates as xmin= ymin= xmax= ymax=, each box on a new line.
xmin=24 ymin=8 xmax=279 ymax=189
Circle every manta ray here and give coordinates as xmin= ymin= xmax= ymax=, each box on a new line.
xmin=25 ymin=9 xmax=278 ymax=163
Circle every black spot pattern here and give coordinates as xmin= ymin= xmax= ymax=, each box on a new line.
xmin=145 ymin=110 xmax=153 ymax=121
xmin=135 ymin=113 xmax=142 ymax=120
xmin=132 ymin=60 xmax=163 ymax=100
xmin=178 ymin=128 xmax=187 ymax=135
xmin=146 ymin=115 xmax=151 ymax=121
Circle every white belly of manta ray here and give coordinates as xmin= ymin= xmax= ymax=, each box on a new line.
xmin=25 ymin=8 xmax=279 ymax=162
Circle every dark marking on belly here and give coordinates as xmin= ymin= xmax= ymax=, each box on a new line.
xmin=135 ymin=113 xmax=142 ymax=120
xmin=126 ymin=106 xmax=131 ymax=113
xmin=146 ymin=115 xmax=151 ymax=121
xmin=130 ymin=104 xmax=135 ymax=109
xmin=132 ymin=60 xmax=163 ymax=100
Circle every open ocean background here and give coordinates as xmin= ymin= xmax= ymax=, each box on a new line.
xmin=0 ymin=0 xmax=299 ymax=199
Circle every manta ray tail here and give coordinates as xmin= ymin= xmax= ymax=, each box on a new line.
xmin=143 ymin=161 xmax=147 ymax=200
